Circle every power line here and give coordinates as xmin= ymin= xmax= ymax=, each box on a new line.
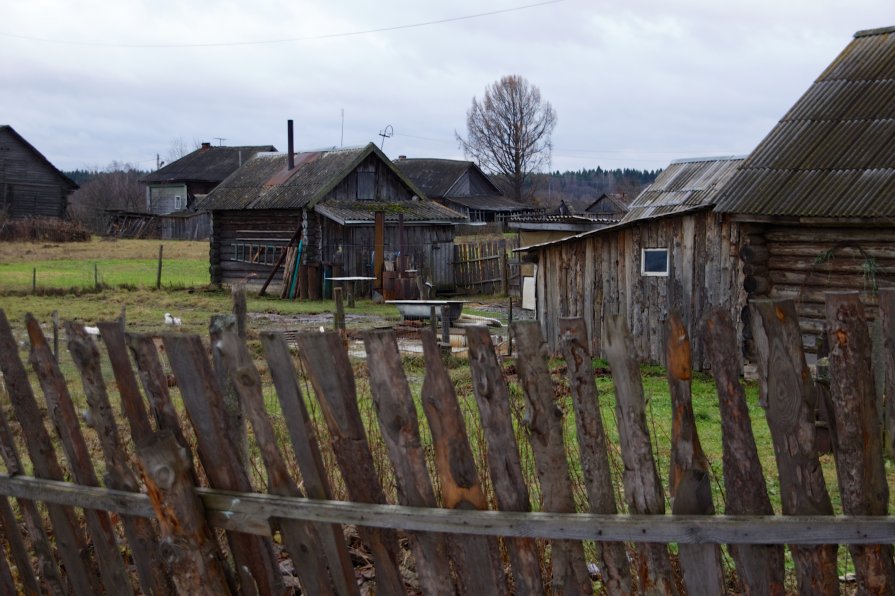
xmin=0 ymin=0 xmax=566 ymax=48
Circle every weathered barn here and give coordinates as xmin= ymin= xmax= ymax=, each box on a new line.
xmin=394 ymin=157 xmax=532 ymax=224
xmin=714 ymin=25 xmax=895 ymax=356
xmin=0 ymin=125 xmax=78 ymax=219
xmin=526 ymin=25 xmax=895 ymax=368
xmin=526 ymin=156 xmax=745 ymax=368
xmin=140 ymin=143 xmax=276 ymax=215
xmin=197 ymin=143 xmax=465 ymax=293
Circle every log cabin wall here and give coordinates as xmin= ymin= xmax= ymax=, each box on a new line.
xmin=210 ymin=210 xmax=301 ymax=286
xmin=536 ymin=211 xmax=745 ymax=369
xmin=761 ymin=223 xmax=895 ymax=356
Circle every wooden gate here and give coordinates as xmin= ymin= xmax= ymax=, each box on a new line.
xmin=0 ymin=291 xmax=894 ymax=593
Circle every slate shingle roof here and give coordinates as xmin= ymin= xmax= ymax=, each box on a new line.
xmin=395 ymin=158 xmax=502 ymax=199
xmin=715 ymin=26 xmax=895 ymax=217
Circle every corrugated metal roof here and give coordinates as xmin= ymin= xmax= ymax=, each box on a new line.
xmin=715 ymin=26 xmax=895 ymax=217
xmin=619 ymin=156 xmax=745 ymax=224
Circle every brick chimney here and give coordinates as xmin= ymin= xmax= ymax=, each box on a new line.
xmin=287 ymin=120 xmax=294 ymax=170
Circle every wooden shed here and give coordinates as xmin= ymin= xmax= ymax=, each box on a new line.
xmin=714 ymin=25 xmax=895 ymax=357
xmin=196 ymin=142 xmax=465 ymax=293
xmin=0 ymin=125 xmax=78 ymax=219
xmin=525 ymin=156 xmax=745 ymax=368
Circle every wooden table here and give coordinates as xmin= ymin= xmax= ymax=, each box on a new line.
xmin=325 ymin=276 xmax=375 ymax=307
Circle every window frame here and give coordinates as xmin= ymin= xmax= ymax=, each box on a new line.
xmin=641 ymin=247 xmax=669 ymax=277
xmin=356 ymin=169 xmax=375 ymax=200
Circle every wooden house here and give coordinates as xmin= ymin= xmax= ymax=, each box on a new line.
xmin=584 ymin=193 xmax=630 ymax=220
xmin=714 ymin=25 xmax=895 ymax=357
xmin=197 ymin=142 xmax=465 ymax=293
xmin=394 ymin=157 xmax=531 ymax=224
xmin=524 ymin=25 xmax=895 ymax=368
xmin=0 ymin=125 xmax=78 ymax=219
xmin=139 ymin=143 xmax=275 ymax=215
xmin=524 ymin=156 xmax=745 ymax=368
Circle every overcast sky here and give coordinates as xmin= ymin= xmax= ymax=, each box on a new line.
xmin=1 ymin=0 xmax=893 ymax=173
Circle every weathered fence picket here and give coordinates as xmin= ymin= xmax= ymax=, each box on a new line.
xmin=703 ymin=308 xmax=786 ymax=595
xmin=0 ymin=295 xmax=894 ymax=595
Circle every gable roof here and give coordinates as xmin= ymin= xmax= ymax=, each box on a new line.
xmin=0 ymin=125 xmax=78 ymax=190
xmin=395 ymin=158 xmax=502 ymax=198
xmin=715 ymin=26 xmax=895 ymax=218
xmin=621 ymin=155 xmax=745 ymax=224
xmin=584 ymin=193 xmax=629 ymax=215
xmin=195 ymin=143 xmax=464 ymax=222
xmin=140 ymin=144 xmax=276 ymax=185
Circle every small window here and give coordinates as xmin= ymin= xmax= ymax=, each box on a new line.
xmin=174 ymin=195 xmax=182 ymax=210
xmin=641 ymin=248 xmax=669 ymax=276
xmin=356 ymin=170 xmax=375 ymax=200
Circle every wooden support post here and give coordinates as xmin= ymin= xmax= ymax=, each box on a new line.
xmin=209 ymin=315 xmax=247 ymax=471
xmin=31 ymin=267 xmax=36 ymax=293
xmin=702 ymin=308 xmax=785 ymax=594
xmin=499 ymin=239 xmax=508 ymax=296
xmin=441 ymin=304 xmax=450 ymax=346
xmin=824 ymin=292 xmax=895 ymax=591
xmin=156 ymin=244 xmax=163 ymax=289
xmin=429 ymin=306 xmax=437 ymax=336
xmin=51 ymin=310 xmax=59 ymax=361
xmin=231 ymin=283 xmax=247 ymax=340
xmin=333 ymin=287 xmax=345 ymax=331
xmin=374 ymin=211 xmax=385 ymax=292
xmin=750 ymin=299 xmax=838 ymax=593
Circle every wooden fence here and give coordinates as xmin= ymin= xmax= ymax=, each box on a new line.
xmin=453 ymin=238 xmax=521 ymax=295
xmin=0 ymin=290 xmax=894 ymax=594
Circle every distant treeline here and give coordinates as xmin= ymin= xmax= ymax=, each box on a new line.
xmin=64 ymin=167 xmax=149 ymax=186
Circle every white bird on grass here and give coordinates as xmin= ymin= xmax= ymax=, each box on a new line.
xmin=83 ymin=326 xmax=101 ymax=336
xmin=164 ymin=312 xmax=182 ymax=326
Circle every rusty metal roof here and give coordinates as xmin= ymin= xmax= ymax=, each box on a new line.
xmin=715 ymin=26 xmax=895 ymax=217
xmin=620 ymin=156 xmax=745 ymax=224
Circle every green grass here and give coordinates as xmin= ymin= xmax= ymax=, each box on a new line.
xmin=0 ymin=257 xmax=209 ymax=291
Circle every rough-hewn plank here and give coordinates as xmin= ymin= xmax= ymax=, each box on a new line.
xmin=363 ymin=329 xmax=454 ymax=596
xmin=665 ymin=314 xmax=724 ymax=596
xmin=466 ymin=325 xmax=545 ymax=595
xmin=558 ymin=317 xmax=631 ymax=594
xmin=162 ymin=334 xmax=284 ymax=596
xmin=703 ymin=308 xmax=785 ymax=595
xmin=0 ymin=310 xmax=95 ymax=595
xmin=66 ymin=322 xmax=172 ymax=596
xmin=294 ymin=331 xmax=405 ymax=595
xmin=0 ymin=495 xmax=40 ymax=595
xmin=216 ymin=328 xmax=343 ymax=596
xmin=260 ymin=332 xmax=358 ymax=596
xmin=26 ymin=316 xmax=134 ymax=595
xmin=208 ymin=315 xmax=247 ymax=470
xmin=512 ymin=321 xmax=594 ymax=595
xmin=824 ymin=292 xmax=895 ymax=593
xmin=419 ymin=328 xmax=508 ymax=595
xmin=750 ymin=299 xmax=838 ymax=593
xmin=602 ymin=314 xmax=678 ymax=595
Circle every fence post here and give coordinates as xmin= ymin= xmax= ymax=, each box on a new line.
xmin=156 ymin=244 xmax=163 ymax=289
xmin=512 ymin=321 xmax=594 ymax=595
xmin=231 ymin=283 xmax=247 ymax=340
xmin=602 ymin=314 xmax=678 ymax=594
xmin=880 ymin=288 xmax=895 ymax=459
xmin=334 ymin=287 xmax=345 ymax=331
xmin=441 ymin=304 xmax=450 ymax=346
xmin=558 ymin=317 xmax=631 ymax=594
xmin=824 ymin=292 xmax=895 ymax=590
xmin=52 ymin=310 xmax=59 ymax=361
xmin=499 ymin=240 xmax=508 ymax=295
xmin=702 ymin=308 xmax=785 ymax=593
xmin=750 ymin=299 xmax=838 ymax=593
xmin=31 ymin=267 xmax=36 ymax=293
xmin=665 ymin=313 xmax=725 ymax=595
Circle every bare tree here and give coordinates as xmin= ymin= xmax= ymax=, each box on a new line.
xmin=457 ymin=75 xmax=557 ymax=202
xmin=67 ymin=163 xmax=147 ymax=232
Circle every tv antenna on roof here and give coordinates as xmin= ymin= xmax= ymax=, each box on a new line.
xmin=378 ymin=125 xmax=393 ymax=150
xmin=214 ymin=137 xmax=227 ymax=146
